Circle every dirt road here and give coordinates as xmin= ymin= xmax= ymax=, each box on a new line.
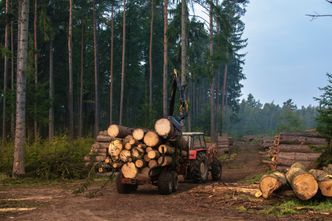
xmin=0 ymin=142 xmax=330 ymax=220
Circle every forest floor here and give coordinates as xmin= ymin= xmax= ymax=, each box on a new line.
xmin=1 ymin=141 xmax=332 ymax=221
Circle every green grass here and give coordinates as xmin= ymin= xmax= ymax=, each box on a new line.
xmin=262 ymin=199 xmax=332 ymax=217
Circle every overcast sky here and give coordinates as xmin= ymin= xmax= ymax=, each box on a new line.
xmin=241 ymin=0 xmax=332 ymax=107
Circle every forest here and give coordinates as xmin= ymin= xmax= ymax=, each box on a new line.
xmin=0 ymin=0 xmax=325 ymax=177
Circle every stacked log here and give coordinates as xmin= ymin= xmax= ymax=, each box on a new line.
xmin=217 ymin=136 xmax=233 ymax=154
xmin=259 ymin=162 xmax=332 ymax=201
xmin=262 ymin=132 xmax=327 ymax=171
xmin=83 ymin=130 xmax=112 ymax=167
xmin=96 ymin=118 xmax=188 ymax=179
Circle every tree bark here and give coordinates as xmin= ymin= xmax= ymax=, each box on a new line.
xmin=286 ymin=162 xmax=318 ymax=200
xmin=10 ymin=14 xmax=15 ymax=138
xmin=68 ymin=0 xmax=74 ymax=138
xmin=2 ymin=0 xmax=9 ymax=143
xmin=209 ymin=2 xmax=216 ymax=142
xmin=221 ymin=64 xmax=228 ymax=136
xmin=13 ymin=0 xmax=29 ymax=177
xmin=78 ymin=21 xmax=85 ymax=137
xmin=278 ymin=134 xmax=327 ymax=145
xmin=93 ymin=0 xmax=99 ymax=136
xmin=33 ymin=0 xmax=38 ymax=141
xmin=48 ymin=38 xmax=54 ymax=140
xmin=278 ymin=144 xmax=317 ymax=153
xmin=163 ymin=0 xmax=168 ymax=117
xmin=259 ymin=171 xmax=287 ymax=199
xmin=149 ymin=0 xmax=154 ymax=113
xmin=180 ymin=0 xmax=187 ymax=119
xmin=119 ymin=0 xmax=126 ymax=125
xmin=109 ymin=1 xmax=114 ymax=124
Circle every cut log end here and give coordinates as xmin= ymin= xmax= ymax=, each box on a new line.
xmin=121 ymin=162 xmax=138 ymax=179
xmin=292 ymin=173 xmax=318 ymax=200
xmin=133 ymin=128 xmax=146 ymax=141
xmin=107 ymin=124 xmax=120 ymax=137
xmin=143 ymin=131 xmax=160 ymax=147
xmin=155 ymin=118 xmax=172 ymax=137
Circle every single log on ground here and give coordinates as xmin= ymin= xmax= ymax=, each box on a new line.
xmin=278 ymin=144 xmax=317 ymax=153
xmin=154 ymin=118 xmax=174 ymax=137
xmin=143 ymin=131 xmax=160 ymax=147
xmin=147 ymin=150 xmax=160 ymax=159
xmin=119 ymin=150 xmax=131 ymax=162
xmin=158 ymin=144 xmax=175 ymax=154
xmin=121 ymin=162 xmax=138 ymax=179
xmin=107 ymin=124 xmax=134 ymax=138
xmin=259 ymin=171 xmax=287 ymax=198
xmin=279 ymin=134 xmax=327 ymax=145
xmin=132 ymin=128 xmax=147 ymax=141
xmin=157 ymin=156 xmax=173 ymax=166
xmin=148 ymin=160 xmax=158 ymax=169
xmin=286 ymin=162 xmax=318 ymax=200
xmin=135 ymin=159 xmax=145 ymax=168
xmin=309 ymin=169 xmax=332 ymax=197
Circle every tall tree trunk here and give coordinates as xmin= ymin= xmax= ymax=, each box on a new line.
xmin=2 ymin=0 xmax=9 ymax=143
xmin=33 ymin=0 xmax=38 ymax=141
xmin=163 ymin=0 xmax=168 ymax=117
xmin=78 ymin=22 xmax=85 ymax=137
xmin=68 ymin=0 xmax=74 ymax=138
xmin=93 ymin=0 xmax=99 ymax=136
xmin=149 ymin=0 xmax=154 ymax=114
xmin=109 ymin=1 xmax=114 ymax=125
xmin=215 ymin=0 xmax=220 ymax=136
xmin=221 ymin=64 xmax=228 ymax=135
xmin=119 ymin=0 xmax=126 ymax=125
xmin=209 ymin=1 xmax=216 ymax=142
xmin=181 ymin=0 xmax=187 ymax=87
xmin=48 ymin=38 xmax=54 ymax=140
xmin=10 ymin=13 xmax=15 ymax=137
xmin=180 ymin=0 xmax=187 ymax=128
xmin=13 ymin=0 xmax=29 ymax=177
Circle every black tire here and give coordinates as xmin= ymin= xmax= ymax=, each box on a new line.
xmin=116 ymin=172 xmax=138 ymax=194
xmin=191 ymin=152 xmax=208 ymax=183
xmin=211 ymin=158 xmax=222 ymax=181
xmin=158 ymin=170 xmax=173 ymax=195
xmin=171 ymin=171 xmax=178 ymax=192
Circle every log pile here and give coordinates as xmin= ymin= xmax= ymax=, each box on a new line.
xmin=217 ymin=136 xmax=233 ymax=154
xmin=261 ymin=132 xmax=327 ymax=171
xmin=83 ymin=130 xmax=111 ymax=167
xmin=85 ymin=118 xmax=188 ymax=179
xmin=259 ymin=162 xmax=332 ymax=201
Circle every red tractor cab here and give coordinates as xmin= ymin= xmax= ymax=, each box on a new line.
xmin=183 ymin=132 xmax=222 ymax=183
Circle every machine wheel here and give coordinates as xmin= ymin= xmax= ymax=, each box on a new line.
xmin=171 ymin=171 xmax=178 ymax=192
xmin=116 ymin=172 xmax=138 ymax=194
xmin=211 ymin=158 xmax=222 ymax=181
xmin=158 ymin=170 xmax=173 ymax=195
xmin=191 ymin=152 xmax=208 ymax=183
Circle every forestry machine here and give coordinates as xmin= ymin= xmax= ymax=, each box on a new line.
xmin=115 ymin=69 xmax=222 ymax=195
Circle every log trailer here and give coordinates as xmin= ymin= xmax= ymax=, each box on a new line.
xmin=98 ymin=70 xmax=222 ymax=195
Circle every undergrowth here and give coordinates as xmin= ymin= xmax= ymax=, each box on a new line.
xmin=0 ymin=136 xmax=93 ymax=180
xmin=262 ymin=198 xmax=332 ymax=216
